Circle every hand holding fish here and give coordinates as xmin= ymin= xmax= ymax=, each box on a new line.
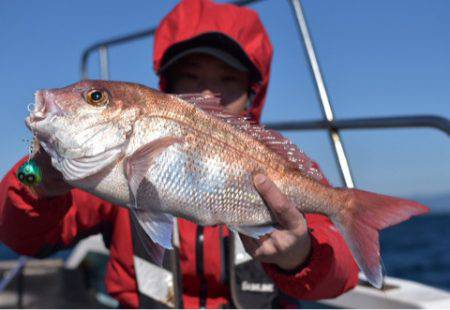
xmin=240 ymin=174 xmax=311 ymax=271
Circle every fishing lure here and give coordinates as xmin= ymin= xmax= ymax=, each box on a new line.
xmin=17 ymin=159 xmax=42 ymax=187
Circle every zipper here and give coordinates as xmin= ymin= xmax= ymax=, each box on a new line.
xmin=196 ymin=225 xmax=207 ymax=308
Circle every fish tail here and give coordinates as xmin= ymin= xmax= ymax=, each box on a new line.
xmin=330 ymin=189 xmax=429 ymax=288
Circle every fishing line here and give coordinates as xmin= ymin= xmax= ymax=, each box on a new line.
xmin=16 ymin=103 xmax=42 ymax=187
xmin=26 ymin=102 xmax=38 ymax=160
xmin=28 ymin=134 xmax=36 ymax=161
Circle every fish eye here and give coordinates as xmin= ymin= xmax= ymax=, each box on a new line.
xmin=85 ymin=89 xmax=109 ymax=107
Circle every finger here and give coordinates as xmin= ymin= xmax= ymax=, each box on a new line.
xmin=240 ymin=235 xmax=276 ymax=263
xmin=253 ymin=174 xmax=303 ymax=230
xmin=239 ymin=234 xmax=259 ymax=256
xmin=254 ymin=240 xmax=278 ymax=260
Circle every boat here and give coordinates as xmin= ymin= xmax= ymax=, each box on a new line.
xmin=1 ymin=0 xmax=449 ymax=308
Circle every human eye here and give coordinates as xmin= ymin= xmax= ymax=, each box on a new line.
xmin=221 ymin=74 xmax=239 ymax=83
xmin=180 ymin=70 xmax=200 ymax=81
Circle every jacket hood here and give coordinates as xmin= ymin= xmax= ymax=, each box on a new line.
xmin=153 ymin=0 xmax=273 ymax=122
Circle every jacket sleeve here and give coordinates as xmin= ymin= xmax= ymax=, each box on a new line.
xmin=262 ymin=162 xmax=359 ymax=300
xmin=0 ymin=157 xmax=118 ymax=257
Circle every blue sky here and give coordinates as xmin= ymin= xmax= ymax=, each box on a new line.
xmin=1 ymin=0 xmax=449 ymax=202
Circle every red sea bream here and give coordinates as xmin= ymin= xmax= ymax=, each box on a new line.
xmin=25 ymin=80 xmax=429 ymax=288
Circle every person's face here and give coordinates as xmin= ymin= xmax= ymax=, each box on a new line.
xmin=166 ymin=53 xmax=250 ymax=114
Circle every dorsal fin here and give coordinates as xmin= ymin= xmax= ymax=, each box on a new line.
xmin=173 ymin=93 xmax=324 ymax=181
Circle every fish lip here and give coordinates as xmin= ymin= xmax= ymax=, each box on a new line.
xmin=28 ymin=90 xmax=46 ymax=122
xmin=26 ymin=90 xmax=65 ymax=144
xmin=28 ymin=90 xmax=65 ymax=124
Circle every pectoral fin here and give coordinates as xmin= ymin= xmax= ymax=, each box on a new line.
xmin=124 ymin=136 xmax=183 ymax=199
xmin=123 ymin=137 xmax=182 ymax=251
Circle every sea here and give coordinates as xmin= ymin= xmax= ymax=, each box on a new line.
xmin=1 ymin=198 xmax=449 ymax=291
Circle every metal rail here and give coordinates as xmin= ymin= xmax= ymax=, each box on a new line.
xmin=0 ymin=256 xmax=26 ymax=308
xmin=266 ymin=115 xmax=450 ymax=135
xmin=289 ymin=0 xmax=355 ymax=188
xmin=0 ymin=256 xmax=26 ymax=292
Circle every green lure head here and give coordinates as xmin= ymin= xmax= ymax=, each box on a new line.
xmin=17 ymin=159 xmax=42 ymax=187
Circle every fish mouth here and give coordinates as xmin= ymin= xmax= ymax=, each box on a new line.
xmin=25 ymin=90 xmax=65 ymax=149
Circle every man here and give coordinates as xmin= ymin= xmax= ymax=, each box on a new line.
xmin=0 ymin=0 xmax=358 ymax=308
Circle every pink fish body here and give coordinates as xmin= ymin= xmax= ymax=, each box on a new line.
xmin=26 ymin=80 xmax=428 ymax=288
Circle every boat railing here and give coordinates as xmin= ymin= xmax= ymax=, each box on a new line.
xmin=0 ymin=256 xmax=26 ymax=307
xmin=265 ymin=115 xmax=449 ymax=134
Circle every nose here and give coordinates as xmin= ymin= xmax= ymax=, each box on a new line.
xmin=197 ymin=77 xmax=222 ymax=95
xmin=201 ymin=89 xmax=215 ymax=97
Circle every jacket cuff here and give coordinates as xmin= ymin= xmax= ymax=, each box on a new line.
xmin=262 ymin=230 xmax=334 ymax=298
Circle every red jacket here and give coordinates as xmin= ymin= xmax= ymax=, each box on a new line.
xmin=0 ymin=158 xmax=357 ymax=308
xmin=0 ymin=0 xmax=358 ymax=308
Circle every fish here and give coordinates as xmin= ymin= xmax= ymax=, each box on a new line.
xmin=25 ymin=80 xmax=428 ymax=288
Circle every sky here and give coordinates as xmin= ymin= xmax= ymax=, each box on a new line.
xmin=0 ymin=0 xmax=449 ymax=204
